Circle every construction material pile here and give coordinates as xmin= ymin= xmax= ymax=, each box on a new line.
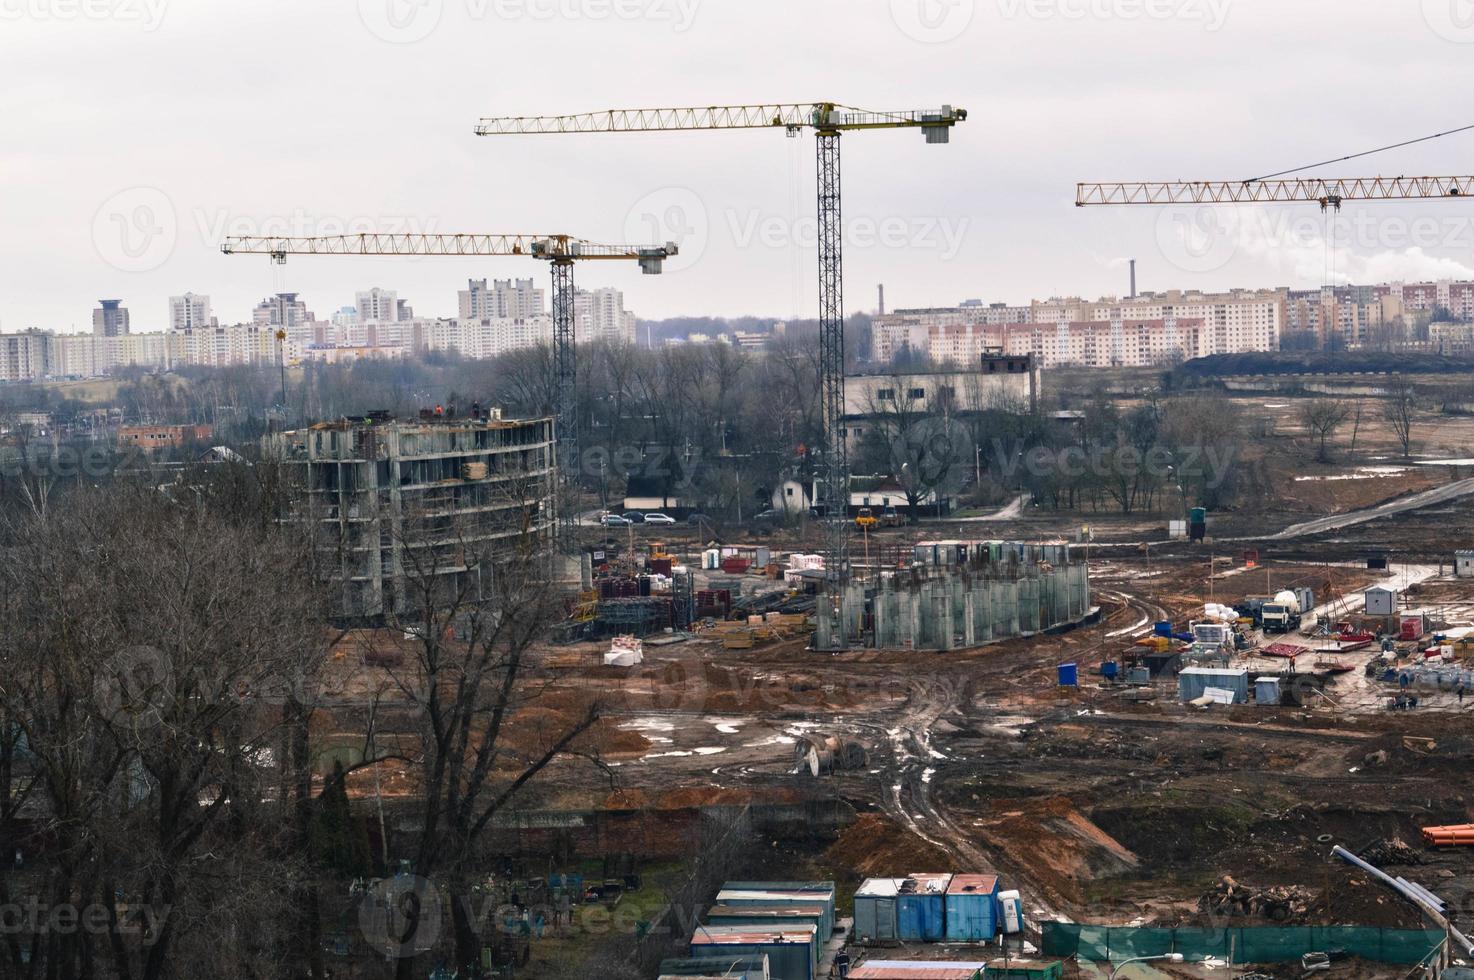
xmin=1422 ymin=824 xmax=1474 ymax=847
xmin=1362 ymin=837 xmax=1422 ymax=865
xmin=1203 ymin=602 xmax=1239 ymax=622
xmin=1196 ymin=875 xmax=1314 ymax=922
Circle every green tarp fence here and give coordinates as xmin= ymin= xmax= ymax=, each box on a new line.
xmin=1042 ymin=923 xmax=1444 ymax=966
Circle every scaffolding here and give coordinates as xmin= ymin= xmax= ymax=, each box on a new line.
xmin=596 ymin=598 xmax=673 ymax=638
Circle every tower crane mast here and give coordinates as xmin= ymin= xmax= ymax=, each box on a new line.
xmin=475 ymin=104 xmax=966 ymax=640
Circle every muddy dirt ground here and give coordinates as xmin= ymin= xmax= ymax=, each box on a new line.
xmin=342 ymin=394 xmax=1474 ymax=976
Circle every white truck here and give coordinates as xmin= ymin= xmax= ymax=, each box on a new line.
xmin=1261 ymin=589 xmax=1303 ymax=634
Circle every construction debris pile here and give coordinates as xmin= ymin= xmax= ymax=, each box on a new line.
xmin=1197 ymin=876 xmax=1315 ymax=922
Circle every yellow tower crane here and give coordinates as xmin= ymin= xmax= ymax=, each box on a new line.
xmin=474 ymin=103 xmax=967 ymax=627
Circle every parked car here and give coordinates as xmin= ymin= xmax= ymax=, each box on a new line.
xmin=751 ymin=509 xmax=782 ymax=524
xmin=643 ymin=513 xmax=676 ymax=525
xmin=621 ymin=512 xmax=646 ymax=524
xmin=686 ymin=512 xmax=712 ymax=527
xmin=600 ymin=514 xmax=631 ymax=527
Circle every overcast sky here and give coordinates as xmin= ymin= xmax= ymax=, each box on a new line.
xmin=6 ymin=0 xmax=1474 ymax=332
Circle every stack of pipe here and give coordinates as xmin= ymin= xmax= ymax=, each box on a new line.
xmin=1423 ymin=824 xmax=1474 ymax=846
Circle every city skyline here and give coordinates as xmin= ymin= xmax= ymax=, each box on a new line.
xmin=7 ymin=3 xmax=1474 ymax=332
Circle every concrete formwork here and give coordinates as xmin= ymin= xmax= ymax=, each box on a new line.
xmin=831 ymin=557 xmax=1096 ymax=648
xmin=813 ymin=559 xmax=1091 ymax=652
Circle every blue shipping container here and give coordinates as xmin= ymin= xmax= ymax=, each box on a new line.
xmin=896 ymin=873 xmax=950 ymax=942
xmin=945 ymin=874 xmax=1001 ymax=941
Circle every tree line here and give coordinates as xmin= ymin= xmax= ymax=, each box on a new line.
xmin=0 ymin=468 xmax=607 ymax=978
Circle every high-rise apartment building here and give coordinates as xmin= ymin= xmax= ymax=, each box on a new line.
xmin=92 ymin=299 xmax=130 ymax=338
xmin=574 ymin=287 xmax=636 ymax=345
xmin=458 ymin=279 xmax=545 ymax=320
xmin=252 ymin=293 xmax=313 ymax=328
xmin=355 ymin=287 xmax=402 ymax=323
xmin=0 ymin=329 xmax=52 ymax=382
xmin=168 ymin=293 xmax=214 ymax=332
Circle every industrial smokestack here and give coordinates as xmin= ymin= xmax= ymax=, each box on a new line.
xmin=878 ymin=284 xmax=885 ymax=316
xmin=1129 ymin=259 xmax=1137 ymax=299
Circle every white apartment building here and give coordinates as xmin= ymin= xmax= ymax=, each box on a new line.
xmin=47 ymin=331 xmax=172 ymax=378
xmin=0 ymin=329 xmax=52 ymax=382
xmin=355 ymin=288 xmax=400 ymax=324
xmin=169 ymin=293 xmax=215 ymax=332
xmin=875 ymin=288 xmax=1281 ymax=368
xmin=574 ymin=287 xmax=636 ymax=345
xmin=414 ymin=317 xmax=553 ymax=360
xmin=252 ymin=293 xmax=313 ymax=328
xmin=170 ymin=323 xmax=290 ymax=368
xmin=458 ymin=278 xmax=545 ymax=320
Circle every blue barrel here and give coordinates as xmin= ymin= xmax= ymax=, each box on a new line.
xmin=1154 ymin=621 xmax=1174 ymax=637
xmin=1058 ymin=663 xmax=1078 ymax=687
xmin=1100 ymin=662 xmax=1119 ymax=680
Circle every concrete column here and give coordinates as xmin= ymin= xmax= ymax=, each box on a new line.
xmin=964 ymin=591 xmax=976 ymax=647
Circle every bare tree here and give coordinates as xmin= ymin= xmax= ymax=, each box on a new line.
xmin=378 ymin=474 xmax=607 ymax=977
xmin=1383 ymin=381 xmax=1419 ymax=459
xmin=1298 ymin=398 xmax=1352 ymax=463
xmin=0 ymin=483 xmax=322 ymax=979
xmin=855 ymin=374 xmax=968 ymax=521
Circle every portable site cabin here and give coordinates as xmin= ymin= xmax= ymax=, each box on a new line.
xmin=1365 ymin=586 xmax=1398 ymax=617
xmin=1255 ymin=676 xmax=1282 ymax=705
xmin=692 ymin=924 xmax=818 ymax=980
xmin=1178 ymin=667 xmax=1249 ymax=704
xmin=1458 ymin=551 xmax=1474 ymax=578
xmin=854 ymin=878 xmax=905 ymax=943
xmin=945 ymin=874 xmax=1001 ymax=941
xmin=706 ymin=905 xmax=827 ymax=936
xmin=892 ymin=873 xmax=951 ymax=942
xmin=659 ymin=954 xmax=770 ymax=979
xmin=849 ymin=963 xmax=984 ymax=980
xmin=715 ymin=882 xmax=836 ymax=939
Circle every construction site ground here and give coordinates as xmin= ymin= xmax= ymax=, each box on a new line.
xmin=344 ymin=404 xmax=1474 ymax=976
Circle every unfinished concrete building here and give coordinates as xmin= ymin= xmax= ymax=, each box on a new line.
xmin=814 ymin=541 xmax=1092 ymax=650
xmin=265 ymin=413 xmax=557 ymax=620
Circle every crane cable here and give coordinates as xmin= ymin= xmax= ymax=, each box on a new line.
xmin=1245 ymin=122 xmax=1474 ymax=183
